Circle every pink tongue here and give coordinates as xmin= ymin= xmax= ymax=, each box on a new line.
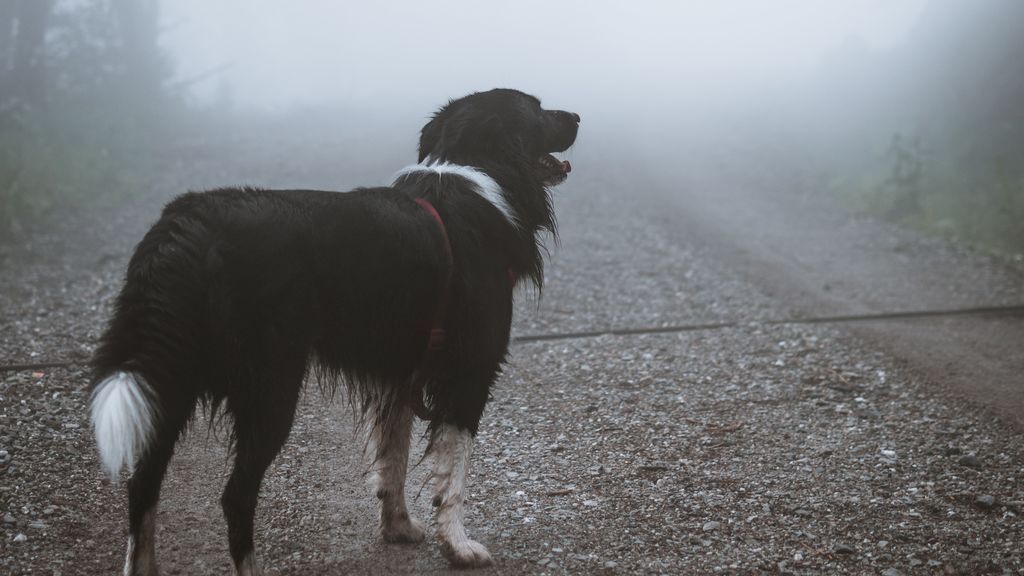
xmin=561 ymin=160 xmax=572 ymax=173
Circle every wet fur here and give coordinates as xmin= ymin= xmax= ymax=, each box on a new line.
xmin=89 ymin=88 xmax=578 ymax=574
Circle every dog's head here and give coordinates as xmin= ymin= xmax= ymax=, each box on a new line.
xmin=418 ymin=89 xmax=580 ymax=187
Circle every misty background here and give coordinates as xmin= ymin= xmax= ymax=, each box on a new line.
xmin=1 ymin=0 xmax=1022 ymax=254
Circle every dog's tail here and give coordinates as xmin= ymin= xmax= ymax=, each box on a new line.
xmin=90 ymin=371 xmax=158 ymax=479
xmin=89 ymin=194 xmax=210 ymax=480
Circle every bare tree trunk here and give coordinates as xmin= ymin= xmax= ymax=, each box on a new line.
xmin=11 ymin=0 xmax=53 ymax=104
xmin=0 ymin=0 xmax=15 ymax=72
xmin=0 ymin=0 xmax=15 ymax=102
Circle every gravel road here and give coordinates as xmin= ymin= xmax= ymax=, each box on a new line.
xmin=1 ymin=120 xmax=1022 ymax=575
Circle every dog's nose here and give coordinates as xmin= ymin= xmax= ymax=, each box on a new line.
xmin=556 ymin=110 xmax=580 ymax=124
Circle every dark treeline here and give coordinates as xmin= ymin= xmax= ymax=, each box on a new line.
xmin=0 ymin=0 xmax=171 ymax=237
xmin=807 ymin=0 xmax=1024 ymax=254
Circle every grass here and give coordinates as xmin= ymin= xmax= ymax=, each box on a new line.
xmin=0 ymin=101 xmax=171 ymax=239
xmin=828 ymin=139 xmax=1024 ymax=258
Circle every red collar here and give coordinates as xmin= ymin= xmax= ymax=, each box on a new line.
xmin=414 ymin=197 xmax=448 ymax=250
xmin=414 ymin=198 xmax=452 ymax=351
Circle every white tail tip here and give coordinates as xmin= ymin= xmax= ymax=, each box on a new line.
xmin=90 ymin=371 xmax=157 ymax=480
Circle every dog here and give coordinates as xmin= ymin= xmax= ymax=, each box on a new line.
xmin=88 ymin=88 xmax=579 ymax=575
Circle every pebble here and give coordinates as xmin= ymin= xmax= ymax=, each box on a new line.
xmin=13 ymin=533 xmax=27 ymax=543
xmin=974 ymin=494 xmax=996 ymax=509
xmin=834 ymin=543 xmax=855 ymax=554
xmin=881 ymin=569 xmax=903 ymax=576
xmin=604 ymin=560 xmax=618 ymax=569
xmin=958 ymin=453 xmax=981 ymax=468
xmin=3 ymin=513 xmax=15 ymax=524
xmin=702 ymin=521 xmax=721 ymax=532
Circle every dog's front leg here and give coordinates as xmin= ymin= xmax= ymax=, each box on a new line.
xmin=367 ymin=402 xmax=425 ymax=543
xmin=430 ymin=422 xmax=492 ymax=567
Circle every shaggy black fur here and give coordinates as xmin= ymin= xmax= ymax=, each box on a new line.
xmin=90 ymin=88 xmax=578 ymax=572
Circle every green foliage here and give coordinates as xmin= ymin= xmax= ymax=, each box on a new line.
xmin=832 ymin=134 xmax=1024 ymax=256
xmin=934 ymin=162 xmax=1024 ymax=254
xmin=878 ymin=134 xmax=926 ymax=221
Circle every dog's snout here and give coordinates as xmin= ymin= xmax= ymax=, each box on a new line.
xmin=557 ymin=111 xmax=580 ymax=124
xmin=544 ymin=110 xmax=580 ymax=153
xmin=551 ymin=110 xmax=580 ymax=125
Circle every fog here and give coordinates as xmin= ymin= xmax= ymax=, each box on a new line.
xmin=156 ymin=0 xmax=935 ymax=198
xmin=162 ymin=0 xmax=925 ymax=115
xmin=156 ymin=0 xmax=950 ymax=196
xmin=2 ymin=0 xmax=1021 ymax=253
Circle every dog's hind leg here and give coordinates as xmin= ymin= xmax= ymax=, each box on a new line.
xmin=123 ymin=396 xmax=196 ymax=576
xmin=366 ymin=395 xmax=424 ymax=543
xmin=430 ymin=422 xmax=493 ymax=567
xmin=220 ymin=365 xmax=304 ymax=576
xmin=124 ymin=441 xmax=173 ymax=576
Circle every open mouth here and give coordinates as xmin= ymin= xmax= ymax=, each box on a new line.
xmin=539 ymin=153 xmax=572 ymax=186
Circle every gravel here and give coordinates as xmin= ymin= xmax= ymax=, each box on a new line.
xmin=1 ymin=121 xmax=1022 ymax=574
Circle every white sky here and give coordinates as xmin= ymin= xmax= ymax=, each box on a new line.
xmin=161 ymin=0 xmax=930 ymax=111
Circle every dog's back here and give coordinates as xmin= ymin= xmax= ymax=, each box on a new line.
xmin=90 ymin=187 xmax=449 ymax=471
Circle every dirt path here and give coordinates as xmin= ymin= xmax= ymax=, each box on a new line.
xmin=1 ymin=127 xmax=1022 ymax=575
xmin=651 ymin=150 xmax=1024 ymax=430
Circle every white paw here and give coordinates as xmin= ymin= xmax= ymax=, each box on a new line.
xmin=382 ymin=515 xmax=426 ymax=544
xmin=236 ymin=553 xmax=269 ymax=576
xmin=442 ymin=538 xmax=493 ymax=568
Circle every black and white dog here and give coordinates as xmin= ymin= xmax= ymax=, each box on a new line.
xmin=89 ymin=89 xmax=579 ymax=575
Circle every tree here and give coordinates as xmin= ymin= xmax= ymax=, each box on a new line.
xmin=112 ymin=0 xmax=162 ymax=106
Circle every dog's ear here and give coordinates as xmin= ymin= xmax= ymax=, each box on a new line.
xmin=418 ymin=100 xmax=459 ymax=163
xmin=418 ymin=116 xmax=443 ymax=163
xmin=419 ymin=109 xmax=505 ymax=163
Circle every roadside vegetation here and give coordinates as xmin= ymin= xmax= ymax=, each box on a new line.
xmin=818 ymin=1 xmax=1024 ymax=256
